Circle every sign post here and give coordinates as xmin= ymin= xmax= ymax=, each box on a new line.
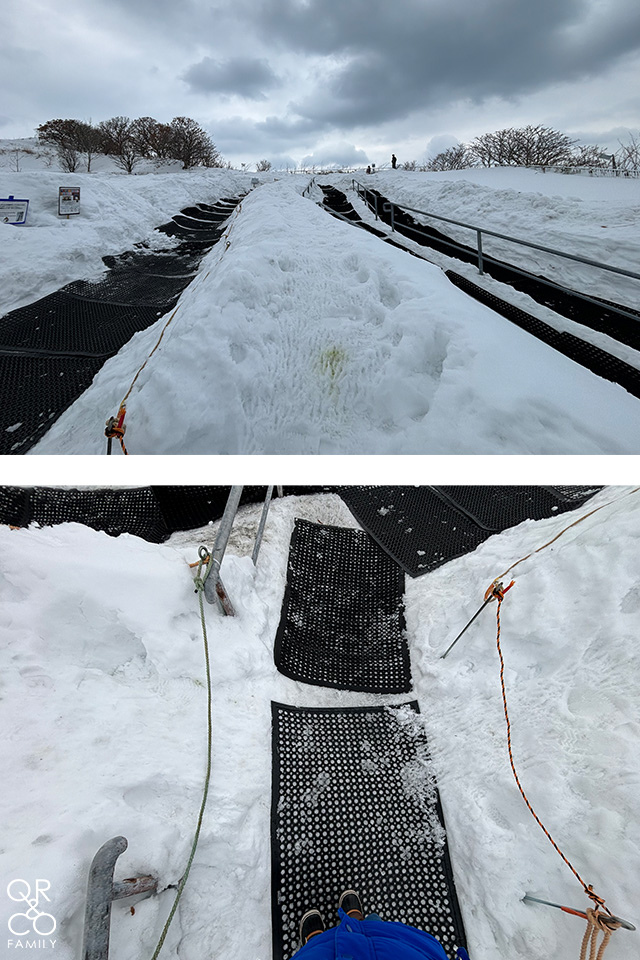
xmin=0 ymin=195 xmax=29 ymax=225
xmin=58 ymin=187 xmax=81 ymax=218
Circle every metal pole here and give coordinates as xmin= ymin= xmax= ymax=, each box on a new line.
xmin=523 ymin=894 xmax=636 ymax=931
xmin=252 ymin=485 xmax=274 ymax=566
xmin=477 ymin=229 xmax=484 ymax=275
xmin=204 ymin=486 xmax=243 ymax=611
xmin=440 ymin=597 xmax=493 ymax=659
xmin=82 ymin=837 xmax=158 ymax=960
xmin=82 ymin=837 xmax=127 ymax=960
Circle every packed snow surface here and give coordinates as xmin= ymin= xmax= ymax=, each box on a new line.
xmin=1 ymin=488 xmax=638 ymax=960
xmin=1 ymin=153 xmax=639 ymax=454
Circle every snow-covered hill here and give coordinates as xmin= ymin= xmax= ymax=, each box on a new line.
xmin=1 ymin=144 xmax=639 ymax=454
xmin=1 ymin=488 xmax=638 ymax=959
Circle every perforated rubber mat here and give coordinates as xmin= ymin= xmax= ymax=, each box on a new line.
xmin=274 ymin=518 xmax=410 ymax=693
xmin=435 ymin=485 xmax=601 ymax=532
xmin=271 ymin=701 xmax=467 ymax=960
xmin=0 ymin=354 xmax=106 ymax=454
xmin=0 ymin=485 xmax=333 ymax=540
xmin=339 ymin=486 xmax=600 ymax=577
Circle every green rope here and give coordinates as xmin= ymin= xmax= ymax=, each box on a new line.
xmin=149 ymin=554 xmax=213 ymax=959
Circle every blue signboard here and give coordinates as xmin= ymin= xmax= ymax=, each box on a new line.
xmin=0 ymin=195 xmax=29 ymax=225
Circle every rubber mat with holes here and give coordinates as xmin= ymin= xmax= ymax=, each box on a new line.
xmin=271 ymin=701 xmax=468 ymax=960
xmin=274 ymin=518 xmax=411 ymax=693
xmin=339 ymin=486 xmax=600 ymax=577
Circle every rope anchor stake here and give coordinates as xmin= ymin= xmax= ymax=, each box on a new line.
xmin=105 ymin=404 xmax=128 ymax=455
xmin=440 ymin=578 xmax=514 ymax=659
xmin=523 ymin=895 xmax=635 ymax=931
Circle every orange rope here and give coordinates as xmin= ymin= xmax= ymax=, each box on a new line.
xmin=496 ymin=487 xmax=640 ymax=582
xmin=493 ymin=590 xmax=613 ymax=919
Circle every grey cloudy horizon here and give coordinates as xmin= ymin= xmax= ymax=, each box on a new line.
xmin=3 ymin=0 xmax=640 ymax=168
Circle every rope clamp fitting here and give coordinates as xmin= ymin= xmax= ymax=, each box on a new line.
xmin=484 ymin=578 xmax=515 ymax=602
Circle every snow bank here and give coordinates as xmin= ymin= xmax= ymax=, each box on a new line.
xmin=29 ymin=180 xmax=640 ymax=455
xmin=1 ymin=488 xmax=638 ymax=960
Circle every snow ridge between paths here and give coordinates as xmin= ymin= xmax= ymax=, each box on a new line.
xmin=27 ymin=180 xmax=640 ymax=455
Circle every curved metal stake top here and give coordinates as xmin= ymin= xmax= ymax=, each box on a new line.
xmin=82 ymin=837 xmax=128 ymax=960
xmin=82 ymin=836 xmax=158 ymax=960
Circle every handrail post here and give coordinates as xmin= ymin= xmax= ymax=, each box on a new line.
xmin=252 ymin=485 xmax=274 ymax=566
xmin=477 ymin=230 xmax=484 ymax=275
xmin=204 ymin=485 xmax=244 ymax=613
xmin=374 ymin=192 xmax=378 ymax=220
xmin=390 ymin=204 xmax=395 ymax=232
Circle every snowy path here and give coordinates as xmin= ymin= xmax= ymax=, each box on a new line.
xmin=27 ymin=181 xmax=640 ymax=454
xmin=1 ymin=489 xmax=638 ymax=960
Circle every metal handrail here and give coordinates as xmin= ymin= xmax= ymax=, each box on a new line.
xmin=351 ymin=178 xmax=640 ymax=325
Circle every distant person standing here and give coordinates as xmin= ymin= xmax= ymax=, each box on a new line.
xmin=391 ymin=154 xmax=397 ymax=169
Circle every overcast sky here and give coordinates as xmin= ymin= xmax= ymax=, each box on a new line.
xmin=3 ymin=0 xmax=640 ymax=169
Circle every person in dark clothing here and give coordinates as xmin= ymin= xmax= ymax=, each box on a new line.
xmin=298 ymin=890 xmax=470 ymax=959
xmin=391 ymin=154 xmax=397 ymax=169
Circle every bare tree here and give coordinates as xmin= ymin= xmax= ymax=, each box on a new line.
xmin=256 ymin=158 xmax=272 ymax=171
xmin=169 ymin=117 xmax=222 ymax=169
xmin=96 ymin=116 xmax=144 ymax=173
xmin=616 ymin=131 xmax=640 ymax=173
xmin=74 ymin=121 xmax=101 ymax=172
xmin=427 ymin=144 xmax=474 ymax=171
xmin=402 ymin=159 xmax=417 ymax=171
xmin=130 ymin=117 xmax=174 ymax=160
xmin=97 ymin=116 xmax=134 ymax=155
xmin=569 ymin=144 xmax=611 ymax=168
xmin=36 ymin=118 xmax=84 ymax=171
xmin=469 ymin=125 xmax=576 ymax=167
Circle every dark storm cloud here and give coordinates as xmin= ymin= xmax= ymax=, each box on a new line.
xmin=183 ymin=57 xmax=282 ymax=99
xmin=256 ymin=0 xmax=640 ymax=127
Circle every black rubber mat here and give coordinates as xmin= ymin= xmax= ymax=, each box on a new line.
xmin=0 ymin=292 xmax=164 ymax=355
xmin=0 ymin=485 xmax=169 ymax=541
xmin=0 ymin=485 xmax=335 ymax=540
xmin=31 ymin=486 xmax=170 ymax=542
xmin=339 ymin=486 xmax=600 ymax=577
xmin=102 ymin=249 xmax=202 ymax=276
xmin=63 ymin=272 xmax=192 ymax=306
xmin=271 ymin=701 xmax=467 ymax=960
xmin=435 ymin=485 xmax=601 ymax=532
xmin=274 ymin=518 xmax=410 ymax=693
xmin=0 ymin=354 xmax=106 ymax=454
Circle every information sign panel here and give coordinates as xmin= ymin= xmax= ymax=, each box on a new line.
xmin=58 ymin=187 xmax=81 ymax=216
xmin=0 ymin=195 xmax=29 ymax=225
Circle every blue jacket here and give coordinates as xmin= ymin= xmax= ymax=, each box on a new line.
xmin=299 ymin=909 xmax=468 ymax=960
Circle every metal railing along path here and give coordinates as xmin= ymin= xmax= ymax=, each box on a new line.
xmin=351 ymin=179 xmax=640 ymax=327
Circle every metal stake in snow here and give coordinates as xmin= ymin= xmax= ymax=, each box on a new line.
xmin=523 ymin=894 xmax=636 ymax=931
xmin=82 ymin=836 xmax=157 ymax=960
xmin=440 ymin=579 xmax=514 ymax=659
xmin=203 ymin=485 xmax=244 ymax=614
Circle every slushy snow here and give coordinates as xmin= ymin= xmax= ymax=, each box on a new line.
xmin=1 ymin=488 xmax=638 ymax=960
xmin=1 ymin=149 xmax=639 ymax=454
